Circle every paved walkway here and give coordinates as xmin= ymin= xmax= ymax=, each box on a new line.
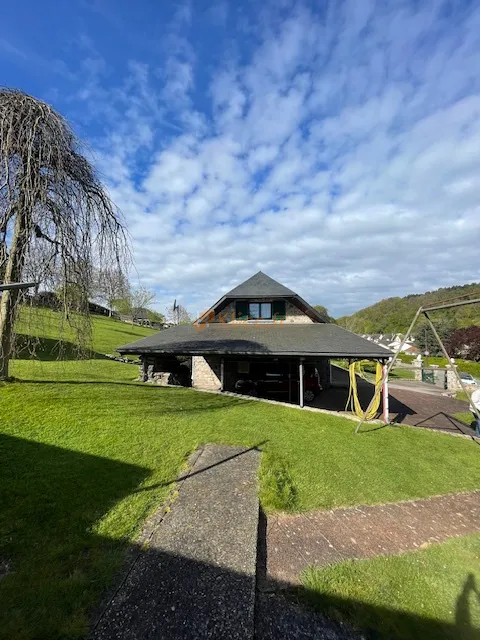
xmin=265 ymin=491 xmax=480 ymax=586
xmin=92 ymin=444 xmax=260 ymax=640
xmin=387 ymin=387 xmax=475 ymax=435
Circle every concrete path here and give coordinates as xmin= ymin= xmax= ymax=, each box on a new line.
xmin=92 ymin=444 xmax=260 ymax=640
xmin=265 ymin=491 xmax=480 ymax=586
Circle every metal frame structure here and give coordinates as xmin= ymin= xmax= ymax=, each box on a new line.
xmin=355 ymin=293 xmax=480 ymax=434
xmin=0 ymin=281 xmax=37 ymax=292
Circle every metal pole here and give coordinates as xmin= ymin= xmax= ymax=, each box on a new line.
xmin=423 ymin=312 xmax=480 ymax=426
xmin=299 ymin=358 xmax=304 ymax=408
xmin=288 ymin=360 xmax=292 ymax=403
xmin=382 ymin=362 xmax=389 ymax=424
xmin=355 ymin=306 xmax=424 ymax=433
xmin=0 ymin=281 xmax=38 ymax=292
xmin=422 ymin=297 xmax=480 ymax=312
xmin=220 ymin=357 xmax=225 ymax=391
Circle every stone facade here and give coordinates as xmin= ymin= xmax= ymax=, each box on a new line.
xmin=208 ymin=299 xmax=313 ymax=324
xmin=191 ymin=297 xmax=317 ymax=390
xmin=284 ymin=300 xmax=314 ymax=323
xmin=139 ymin=355 xmax=191 ymax=386
xmin=192 ymin=356 xmax=222 ymax=390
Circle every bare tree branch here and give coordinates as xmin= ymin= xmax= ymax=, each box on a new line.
xmin=0 ymin=88 xmax=130 ymax=377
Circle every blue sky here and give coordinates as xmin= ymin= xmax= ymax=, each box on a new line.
xmin=1 ymin=0 xmax=480 ymax=318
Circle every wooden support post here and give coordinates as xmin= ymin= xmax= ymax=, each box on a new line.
xmin=299 ymin=358 xmax=304 ymax=408
xmin=382 ymin=362 xmax=389 ymax=424
xmin=220 ymin=357 xmax=225 ymax=391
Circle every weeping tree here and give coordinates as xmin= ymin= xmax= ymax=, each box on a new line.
xmin=0 ymin=89 xmax=128 ymax=379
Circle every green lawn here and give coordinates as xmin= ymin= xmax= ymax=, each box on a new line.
xmin=333 ymin=360 xmax=415 ymax=381
xmin=1 ymin=312 xmax=479 ymax=638
xmin=302 ymin=534 xmax=480 ymax=640
xmin=14 ymin=306 xmax=156 ymax=359
xmin=454 ymin=411 xmax=475 ymax=426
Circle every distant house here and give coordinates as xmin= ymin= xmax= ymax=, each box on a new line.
xmin=30 ymin=290 xmax=119 ymax=319
xmin=118 ymin=272 xmax=391 ymax=406
xmin=88 ymin=301 xmax=119 ymax=318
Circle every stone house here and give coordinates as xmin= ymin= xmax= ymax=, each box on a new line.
xmin=118 ymin=272 xmax=391 ymax=406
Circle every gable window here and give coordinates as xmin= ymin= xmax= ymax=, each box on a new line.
xmin=249 ymin=302 xmax=272 ymax=319
xmin=236 ymin=300 xmax=285 ymax=320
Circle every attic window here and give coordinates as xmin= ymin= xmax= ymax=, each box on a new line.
xmin=236 ymin=300 xmax=285 ymax=320
xmin=249 ymin=302 xmax=272 ymax=319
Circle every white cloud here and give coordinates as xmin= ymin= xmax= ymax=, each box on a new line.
xmin=71 ymin=0 xmax=480 ymax=317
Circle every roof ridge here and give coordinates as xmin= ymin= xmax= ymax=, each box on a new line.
xmin=224 ymin=271 xmax=296 ymax=298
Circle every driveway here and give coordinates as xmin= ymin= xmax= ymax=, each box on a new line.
xmin=315 ymin=367 xmax=476 ymax=436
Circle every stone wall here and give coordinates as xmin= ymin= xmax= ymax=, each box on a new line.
xmin=411 ymin=356 xmax=462 ymax=391
xmin=192 ymin=355 xmax=222 ymax=390
xmin=139 ymin=355 xmax=191 ymax=386
xmin=446 ymin=365 xmax=463 ymax=391
xmin=208 ymin=299 xmax=313 ymax=324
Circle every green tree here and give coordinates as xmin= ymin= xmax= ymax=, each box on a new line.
xmin=313 ymin=305 xmax=335 ymax=323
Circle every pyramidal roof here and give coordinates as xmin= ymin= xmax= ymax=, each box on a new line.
xmin=224 ymin=271 xmax=296 ymax=298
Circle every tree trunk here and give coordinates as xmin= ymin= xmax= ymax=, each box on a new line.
xmin=0 ymin=208 xmax=28 ymax=380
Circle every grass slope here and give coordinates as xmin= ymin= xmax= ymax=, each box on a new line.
xmin=1 ymin=310 xmax=479 ymax=638
xmin=14 ymin=306 xmax=156 ymax=359
xmin=303 ymin=534 xmax=480 ymax=640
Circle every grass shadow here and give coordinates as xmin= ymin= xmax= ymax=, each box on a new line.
xmin=0 ymin=433 xmax=150 ymax=639
xmin=14 ymin=334 xmax=108 ymax=361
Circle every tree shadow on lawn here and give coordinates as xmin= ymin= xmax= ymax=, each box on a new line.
xmin=0 ymin=432 xmax=153 ymax=639
xmin=0 ymin=433 xmax=478 ymax=640
xmin=413 ymin=411 xmax=477 ymax=437
xmin=14 ymin=334 xmax=108 ymax=361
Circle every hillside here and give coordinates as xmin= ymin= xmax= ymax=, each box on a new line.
xmin=337 ymin=283 xmax=480 ymax=334
xmin=14 ymin=306 xmax=157 ymax=359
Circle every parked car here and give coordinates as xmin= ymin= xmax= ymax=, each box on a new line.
xmin=459 ymin=372 xmax=477 ymax=386
xmin=234 ymin=368 xmax=322 ymax=403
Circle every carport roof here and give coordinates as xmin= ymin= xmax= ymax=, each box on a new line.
xmin=118 ymin=323 xmax=392 ymax=359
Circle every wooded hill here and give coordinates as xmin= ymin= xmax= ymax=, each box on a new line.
xmin=336 ymin=283 xmax=480 ymax=334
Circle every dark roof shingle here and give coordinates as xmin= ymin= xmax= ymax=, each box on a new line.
xmin=118 ymin=323 xmax=392 ymax=358
xmin=224 ymin=271 xmax=296 ymax=298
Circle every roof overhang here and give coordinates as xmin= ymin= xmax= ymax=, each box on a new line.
xmin=118 ymin=323 xmax=392 ymax=360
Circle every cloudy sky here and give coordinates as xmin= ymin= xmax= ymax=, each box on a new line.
xmin=1 ymin=0 xmax=480 ymax=318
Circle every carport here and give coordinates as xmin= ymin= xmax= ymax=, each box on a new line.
xmin=118 ymin=322 xmax=392 ymax=415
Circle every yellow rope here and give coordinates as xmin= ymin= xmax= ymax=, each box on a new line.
xmin=346 ymin=361 xmax=383 ymax=420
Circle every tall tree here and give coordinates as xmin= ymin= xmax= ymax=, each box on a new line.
xmin=447 ymin=326 xmax=480 ymax=362
xmin=166 ymin=302 xmax=191 ymax=325
xmin=95 ymin=268 xmax=129 ymax=316
xmin=416 ymin=319 xmax=455 ymax=356
xmin=0 ymin=89 xmax=128 ymax=378
xmin=313 ymin=304 xmax=335 ymax=323
xmin=130 ymin=286 xmax=156 ymax=324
